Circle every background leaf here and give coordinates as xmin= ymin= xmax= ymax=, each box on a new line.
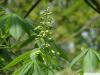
xmin=70 ymin=49 xmax=88 ymax=68
xmin=83 ymin=49 xmax=98 ymax=72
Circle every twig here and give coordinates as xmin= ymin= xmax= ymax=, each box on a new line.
xmin=24 ymin=0 xmax=41 ymax=18
xmin=72 ymin=15 xmax=100 ymax=37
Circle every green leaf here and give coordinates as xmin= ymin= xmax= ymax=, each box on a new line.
xmin=0 ymin=13 xmax=33 ymax=40
xmin=18 ymin=34 xmax=36 ymax=49
xmin=3 ymin=51 xmax=31 ymax=70
xmin=16 ymin=15 xmax=32 ymax=36
xmin=94 ymin=50 xmax=100 ymax=61
xmin=18 ymin=61 xmax=33 ymax=75
xmin=84 ymin=49 xmax=98 ymax=72
xmin=9 ymin=14 xmax=23 ymax=40
xmin=32 ymin=62 xmax=41 ymax=75
xmin=70 ymin=49 xmax=88 ymax=68
xmin=26 ymin=65 xmax=34 ymax=75
xmin=0 ymin=14 xmax=10 ymax=28
xmin=12 ymin=61 xmax=33 ymax=75
xmin=12 ymin=68 xmax=21 ymax=75
xmin=9 ymin=24 xmax=23 ymax=40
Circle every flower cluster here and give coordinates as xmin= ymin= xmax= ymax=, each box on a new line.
xmin=35 ymin=7 xmax=53 ymax=42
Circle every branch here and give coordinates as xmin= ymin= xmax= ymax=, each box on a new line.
xmin=24 ymin=0 xmax=41 ymax=18
xmin=84 ymin=0 xmax=100 ymax=14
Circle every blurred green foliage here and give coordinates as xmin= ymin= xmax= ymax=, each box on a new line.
xmin=0 ymin=0 xmax=100 ymax=75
